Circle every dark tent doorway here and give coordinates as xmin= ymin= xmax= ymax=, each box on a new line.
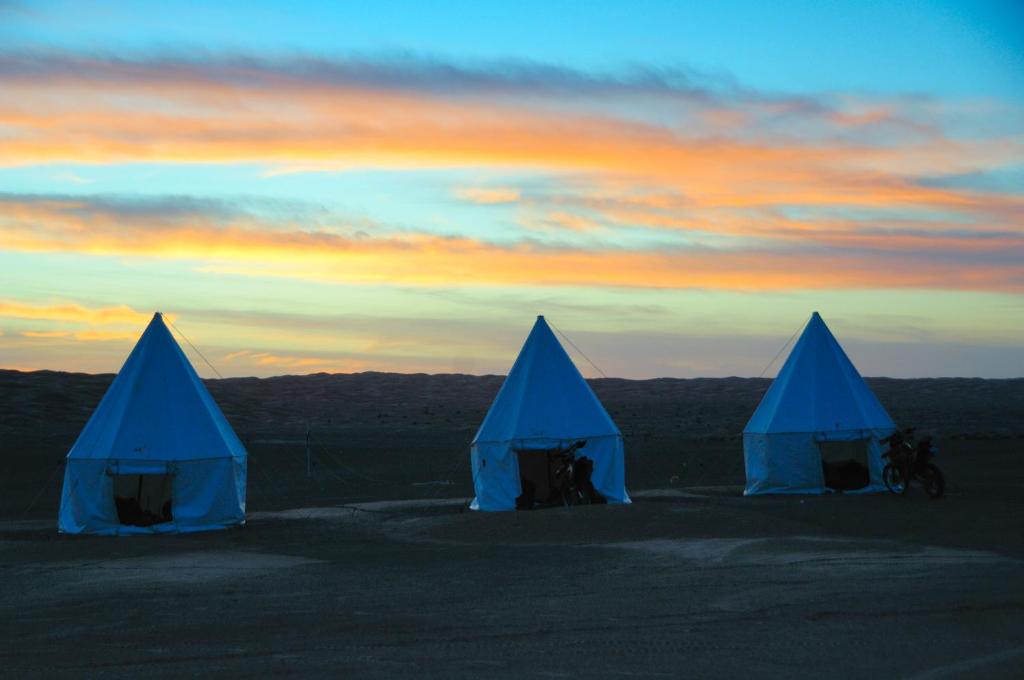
xmin=514 ymin=449 xmax=554 ymax=509
xmin=113 ymin=473 xmax=173 ymax=527
xmin=818 ymin=440 xmax=870 ymax=491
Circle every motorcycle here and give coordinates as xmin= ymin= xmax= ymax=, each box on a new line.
xmin=549 ymin=440 xmax=589 ymax=507
xmin=881 ymin=428 xmax=945 ymax=498
xmin=515 ymin=440 xmax=607 ymax=510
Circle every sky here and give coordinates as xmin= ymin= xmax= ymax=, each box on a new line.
xmin=0 ymin=0 xmax=1022 ymax=379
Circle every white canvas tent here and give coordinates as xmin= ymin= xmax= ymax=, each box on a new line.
xmin=743 ymin=312 xmax=896 ymax=495
xmin=470 ymin=316 xmax=630 ymax=511
xmin=58 ymin=312 xmax=247 ymax=534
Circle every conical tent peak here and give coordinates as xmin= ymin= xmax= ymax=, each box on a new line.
xmin=805 ymin=312 xmax=827 ymax=332
xmin=744 ymin=311 xmax=894 ymax=436
xmin=147 ymin=312 xmax=170 ymax=334
xmin=474 ymin=316 xmax=619 ymax=446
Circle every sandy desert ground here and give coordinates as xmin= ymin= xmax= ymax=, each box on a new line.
xmin=1 ymin=370 xmax=1022 ymax=678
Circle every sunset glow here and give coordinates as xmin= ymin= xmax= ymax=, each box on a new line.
xmin=1 ymin=2 xmax=1021 ymax=378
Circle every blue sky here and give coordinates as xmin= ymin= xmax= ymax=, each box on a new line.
xmin=5 ymin=0 xmax=1022 ymax=97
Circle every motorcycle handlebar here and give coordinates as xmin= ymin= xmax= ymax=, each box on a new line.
xmin=883 ymin=427 xmax=916 ymax=441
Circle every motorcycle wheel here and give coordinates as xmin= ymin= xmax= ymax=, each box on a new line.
xmin=922 ymin=464 xmax=945 ymax=499
xmin=883 ymin=463 xmax=906 ymax=495
xmin=561 ymin=486 xmax=577 ymax=508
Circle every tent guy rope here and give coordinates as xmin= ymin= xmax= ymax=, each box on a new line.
xmin=757 ymin=314 xmax=810 ymax=379
xmin=167 ymin=316 xmax=225 ymax=380
xmin=549 ymin=320 xmax=609 ymax=379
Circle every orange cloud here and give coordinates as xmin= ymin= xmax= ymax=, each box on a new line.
xmin=0 ymin=300 xmax=148 ymax=325
xmin=220 ymin=349 xmax=369 ymax=373
xmin=1 ymin=55 xmax=1020 ymax=300
xmin=0 ymin=55 xmax=1020 ymax=220
xmin=73 ymin=330 xmax=137 ymax=341
xmin=0 ymin=196 xmax=1019 ymax=293
xmin=22 ymin=330 xmax=71 ymax=338
xmin=199 ymin=245 xmax=1019 ymax=293
xmin=582 ymin=201 xmax=1023 ymax=251
xmin=455 ymin=187 xmax=521 ymax=204
xmin=542 ymin=211 xmax=601 ymax=232
xmin=19 ymin=329 xmax=134 ymax=341
xmin=2 ymin=103 xmax=1010 ymax=215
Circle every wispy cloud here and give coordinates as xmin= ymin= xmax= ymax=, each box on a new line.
xmin=22 ymin=329 xmax=71 ymax=338
xmin=0 ymin=301 xmax=148 ymax=345
xmin=0 ymin=193 xmax=1021 ymax=292
xmin=53 ymin=171 xmax=95 ymax=185
xmin=455 ymin=186 xmax=521 ymax=204
xmin=2 ymin=52 xmax=1020 ymax=306
xmin=19 ymin=329 xmax=132 ymax=341
xmin=72 ymin=329 xmax=137 ymax=341
xmin=1 ymin=54 xmax=1020 ymax=204
xmin=0 ymin=299 xmax=148 ymax=325
xmin=0 ymin=53 xmax=1021 ymax=308
xmin=0 ymin=53 xmax=768 ymax=100
xmin=541 ymin=211 xmax=601 ymax=232
xmin=220 ymin=348 xmax=369 ymax=374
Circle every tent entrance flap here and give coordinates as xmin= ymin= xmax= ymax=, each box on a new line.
xmin=113 ymin=474 xmax=173 ymax=527
xmin=818 ymin=440 xmax=869 ymax=491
